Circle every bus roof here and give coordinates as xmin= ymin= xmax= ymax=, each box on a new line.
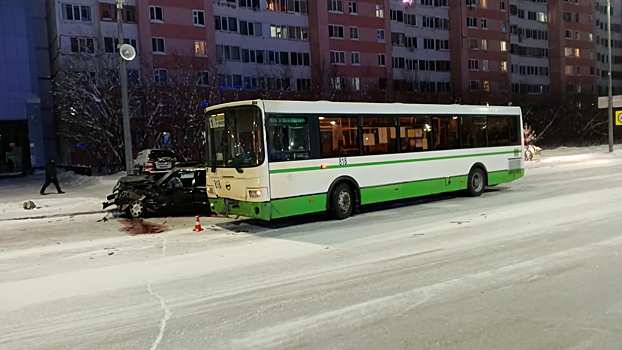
xmin=205 ymin=100 xmax=522 ymax=116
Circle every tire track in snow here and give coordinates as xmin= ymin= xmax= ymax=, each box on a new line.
xmin=147 ymin=283 xmax=171 ymax=350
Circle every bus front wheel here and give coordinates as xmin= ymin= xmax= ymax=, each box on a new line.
xmin=329 ymin=183 xmax=354 ymax=220
xmin=467 ymin=168 xmax=486 ymax=197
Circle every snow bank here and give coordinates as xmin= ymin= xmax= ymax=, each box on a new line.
xmin=526 ymin=144 xmax=622 ymax=172
xmin=0 ymin=171 xmax=123 ymax=220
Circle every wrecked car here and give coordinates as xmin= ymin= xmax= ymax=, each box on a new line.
xmin=103 ymin=165 xmax=211 ymax=218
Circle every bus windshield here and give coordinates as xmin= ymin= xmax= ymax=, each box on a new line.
xmin=207 ymin=106 xmax=264 ymax=170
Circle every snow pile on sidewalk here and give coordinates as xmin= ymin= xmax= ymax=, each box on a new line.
xmin=526 ymin=144 xmax=622 ymax=173
xmin=0 ymin=171 xmax=123 ymax=221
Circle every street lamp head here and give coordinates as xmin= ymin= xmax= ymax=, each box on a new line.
xmin=119 ymin=44 xmax=136 ymax=61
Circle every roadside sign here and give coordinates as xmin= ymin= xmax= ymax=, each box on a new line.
xmin=616 ymin=110 xmax=622 ymax=126
xmin=598 ymin=95 xmax=622 ymax=109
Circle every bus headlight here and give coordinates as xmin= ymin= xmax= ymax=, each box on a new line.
xmin=248 ymin=189 xmax=262 ymax=198
xmin=206 ymin=185 xmax=215 ymax=194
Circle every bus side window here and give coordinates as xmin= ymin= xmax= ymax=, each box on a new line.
xmin=268 ymin=116 xmax=311 ymax=162
xmin=432 ymin=116 xmax=461 ymax=150
xmin=460 ymin=116 xmax=487 ymax=149
xmin=362 ymin=117 xmax=398 ymax=155
xmin=399 ymin=116 xmax=431 ymax=152
xmin=487 ymin=116 xmax=511 ymax=146
xmin=509 ymin=116 xmax=521 ymax=145
xmin=319 ymin=116 xmax=359 ymax=157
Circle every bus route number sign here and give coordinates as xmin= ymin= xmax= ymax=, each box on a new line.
xmin=339 ymin=157 xmax=347 ymax=166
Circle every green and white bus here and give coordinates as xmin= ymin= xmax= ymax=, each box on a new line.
xmin=205 ymin=100 xmax=524 ymax=220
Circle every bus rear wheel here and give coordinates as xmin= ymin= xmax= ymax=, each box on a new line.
xmin=467 ymin=168 xmax=486 ymax=197
xmin=329 ymin=183 xmax=354 ymax=220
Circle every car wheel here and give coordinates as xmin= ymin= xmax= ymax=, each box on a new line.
xmin=127 ymin=200 xmax=145 ymax=218
xmin=329 ymin=183 xmax=354 ymax=220
xmin=467 ymin=167 xmax=486 ymax=197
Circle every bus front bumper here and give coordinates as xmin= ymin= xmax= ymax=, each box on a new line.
xmin=210 ymin=198 xmax=272 ymax=221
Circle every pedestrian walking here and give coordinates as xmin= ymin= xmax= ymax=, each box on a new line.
xmin=40 ymin=159 xmax=65 ymax=195
xmin=7 ymin=159 xmax=15 ymax=173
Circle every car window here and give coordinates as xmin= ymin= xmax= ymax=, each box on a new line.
xmin=180 ymin=172 xmax=194 ymax=187
xmin=149 ymin=150 xmax=176 ymax=160
xmin=165 ymin=176 xmax=183 ymax=190
xmin=194 ymin=171 xmax=206 ymax=187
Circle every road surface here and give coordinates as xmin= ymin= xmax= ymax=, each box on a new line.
xmin=1 ymin=147 xmax=622 ymax=349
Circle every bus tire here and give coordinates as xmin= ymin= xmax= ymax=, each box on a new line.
xmin=467 ymin=167 xmax=486 ymax=197
xmin=329 ymin=183 xmax=354 ymax=220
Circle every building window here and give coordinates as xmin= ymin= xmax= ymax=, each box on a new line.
xmin=500 ymin=41 xmax=507 ymax=51
xmin=482 ymin=60 xmax=489 ymax=71
xmin=574 ymin=48 xmax=580 ymax=57
xmin=468 ymin=38 xmax=479 ymax=50
xmin=195 ymin=41 xmax=207 ymax=56
xmin=480 ymin=18 xmax=487 ymax=29
xmin=348 ymin=1 xmax=357 ymax=14
xmin=565 ymin=47 xmax=573 ymax=57
xmin=351 ymin=52 xmax=360 ymax=65
xmin=70 ymin=37 xmax=94 ymax=53
xmin=500 ymin=1 xmax=505 ymax=10
xmin=288 ymin=26 xmax=308 ymax=40
xmin=376 ymin=5 xmax=384 ymax=18
xmin=215 ymin=16 xmax=238 ymax=32
xmin=241 ymin=21 xmax=264 ymax=37
xmin=350 ymin=27 xmax=359 ymax=40
xmin=330 ymin=51 xmax=346 ymax=65
xmin=469 ymin=80 xmax=479 ymax=91
xmin=198 ymin=71 xmax=210 ymax=86
xmin=468 ymin=59 xmax=479 ymax=70
xmin=330 ymin=77 xmax=346 ymax=90
xmin=351 ymin=77 xmax=360 ymax=91
xmin=152 ymin=38 xmax=165 ymax=54
xmin=467 ymin=17 xmax=477 ymax=28
xmin=378 ymin=54 xmax=386 ymax=67
xmin=481 ymin=39 xmax=488 ymax=50
xmin=377 ymin=29 xmax=385 ymax=42
xmin=150 ymin=6 xmax=163 ymax=22
xmin=270 ymin=24 xmax=288 ymax=38
xmin=296 ymin=78 xmax=312 ymax=91
xmin=104 ymin=37 xmax=137 ymax=53
xmin=193 ymin=10 xmax=205 ymax=26
xmin=62 ymin=4 xmax=92 ymax=21
xmin=216 ymin=45 xmax=241 ymax=61
xmin=329 ymin=25 xmax=345 ymax=38
xmin=328 ymin=0 xmax=343 ymax=12
xmin=483 ymin=80 xmax=490 ymax=92
xmin=501 ymin=21 xmax=507 ymax=32
xmin=154 ymin=69 xmax=168 ymax=86
xmin=501 ymin=61 xmax=507 ymax=72
xmin=240 ymin=0 xmax=260 ymax=9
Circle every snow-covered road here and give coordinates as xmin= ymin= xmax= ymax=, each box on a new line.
xmin=1 ymin=146 xmax=622 ymax=350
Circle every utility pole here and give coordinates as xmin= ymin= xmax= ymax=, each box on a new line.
xmin=607 ymin=0 xmax=614 ymax=153
xmin=117 ymin=0 xmax=134 ymax=174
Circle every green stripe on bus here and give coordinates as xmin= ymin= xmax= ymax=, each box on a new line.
xmin=269 ymin=150 xmax=520 ymax=174
xmin=211 ymin=168 xmax=524 ymax=220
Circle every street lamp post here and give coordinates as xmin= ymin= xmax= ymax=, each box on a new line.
xmin=117 ymin=0 xmax=134 ymax=174
xmin=607 ymin=0 xmax=614 ymax=153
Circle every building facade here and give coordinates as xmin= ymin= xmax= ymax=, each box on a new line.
xmin=0 ymin=0 xmax=52 ymax=174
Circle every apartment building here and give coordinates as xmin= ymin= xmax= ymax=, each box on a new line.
xmin=47 ymin=0 xmax=141 ymax=75
xmin=212 ymin=0 xmax=312 ymax=91
xmin=508 ymin=0 xmax=551 ymax=98
xmin=390 ymin=0 xmax=452 ymax=95
xmin=449 ymin=0 xmax=511 ymax=103
xmin=548 ymin=0 xmax=597 ymax=96
xmin=308 ymin=0 xmax=391 ymax=92
xmin=594 ymin=0 xmax=622 ymax=95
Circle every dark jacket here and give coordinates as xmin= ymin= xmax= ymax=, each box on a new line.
xmin=45 ymin=161 xmax=57 ymax=178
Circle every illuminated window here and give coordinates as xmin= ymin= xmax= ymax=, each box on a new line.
xmin=195 ymin=41 xmax=207 ymax=56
